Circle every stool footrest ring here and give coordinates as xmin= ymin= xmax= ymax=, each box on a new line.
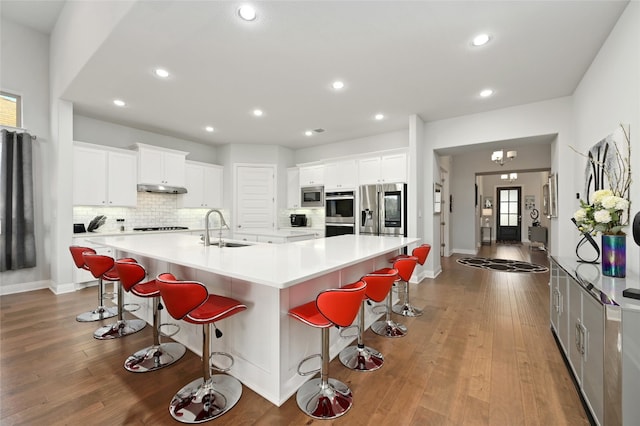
xmin=158 ymin=322 xmax=180 ymax=338
xmin=297 ymin=353 xmax=321 ymax=376
xmin=371 ymin=304 xmax=387 ymax=315
xmin=338 ymin=324 xmax=359 ymax=339
xmin=123 ymin=303 xmax=140 ymax=313
xmin=210 ymin=351 xmax=234 ymax=372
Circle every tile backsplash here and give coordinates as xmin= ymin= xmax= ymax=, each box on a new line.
xmin=73 ymin=192 xmax=226 ymax=232
xmin=73 ymin=192 xmax=325 ymax=234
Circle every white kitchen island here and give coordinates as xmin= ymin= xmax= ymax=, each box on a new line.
xmin=86 ymin=233 xmax=420 ymax=406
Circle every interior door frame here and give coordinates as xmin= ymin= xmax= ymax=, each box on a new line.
xmin=496 ymin=186 xmax=522 ymax=242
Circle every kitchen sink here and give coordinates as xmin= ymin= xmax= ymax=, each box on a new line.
xmin=208 ymin=242 xmax=250 ymax=248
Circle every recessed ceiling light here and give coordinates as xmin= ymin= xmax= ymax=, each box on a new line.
xmin=374 ymin=113 xmax=385 ymax=120
xmin=154 ymin=68 xmax=170 ymax=78
xmin=472 ymin=33 xmax=491 ymax=46
xmin=113 ymin=99 xmax=126 ymax=107
xmin=238 ymin=5 xmax=257 ymax=21
xmin=304 ymin=130 xmax=313 ymax=136
xmin=480 ymin=89 xmax=494 ymax=98
xmin=253 ymin=109 xmax=263 ymax=117
xmin=332 ymin=81 xmax=345 ymax=90
xmin=205 ymin=126 xmax=214 ymax=132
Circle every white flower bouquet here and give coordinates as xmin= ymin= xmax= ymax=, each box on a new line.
xmin=573 ymin=189 xmax=629 ymax=235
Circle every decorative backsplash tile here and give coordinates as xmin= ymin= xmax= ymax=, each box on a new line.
xmin=72 ymin=192 xmax=227 ymax=232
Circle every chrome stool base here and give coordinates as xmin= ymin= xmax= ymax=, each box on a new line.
xmin=296 ymin=378 xmax=353 ymax=420
xmin=392 ymin=303 xmax=423 ymax=317
xmin=93 ymin=319 xmax=146 ymax=340
xmin=339 ymin=345 xmax=384 ymax=371
xmin=371 ymin=319 xmax=407 ymax=338
xmin=76 ymin=306 xmax=118 ymax=322
xmin=169 ymin=375 xmax=242 ymax=423
xmin=124 ymin=342 xmax=186 ymax=373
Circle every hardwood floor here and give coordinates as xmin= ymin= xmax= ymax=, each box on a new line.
xmin=0 ymin=244 xmax=589 ymax=425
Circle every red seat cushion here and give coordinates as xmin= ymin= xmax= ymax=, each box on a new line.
xmin=393 ymin=256 xmax=418 ymax=282
xmin=289 ymin=300 xmax=332 ymax=328
xmin=131 ymin=280 xmax=160 ymax=298
xmin=69 ymin=246 xmax=96 ymax=270
xmin=362 ymin=267 xmax=398 ymax=302
xmin=289 ymin=281 xmax=367 ymax=328
xmin=185 ymin=295 xmax=247 ymax=324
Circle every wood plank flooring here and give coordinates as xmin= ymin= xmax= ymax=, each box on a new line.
xmin=0 ymin=244 xmax=589 ymax=425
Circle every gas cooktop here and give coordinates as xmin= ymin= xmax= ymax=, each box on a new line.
xmin=132 ymin=226 xmax=189 ymax=231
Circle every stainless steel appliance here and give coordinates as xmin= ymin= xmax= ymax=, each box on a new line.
xmin=301 ymin=185 xmax=324 ymax=207
xmin=359 ymin=183 xmax=407 ymax=237
xmin=133 ymin=226 xmax=189 ymax=231
xmin=290 ymin=214 xmax=308 ymax=227
xmin=325 ymin=191 xmax=355 ymax=237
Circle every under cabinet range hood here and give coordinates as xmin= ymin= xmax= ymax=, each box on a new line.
xmin=136 ymin=184 xmax=187 ymax=194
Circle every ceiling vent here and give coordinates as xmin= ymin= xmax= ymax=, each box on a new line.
xmin=313 ymin=128 xmax=325 ymax=133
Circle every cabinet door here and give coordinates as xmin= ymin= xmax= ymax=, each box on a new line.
xmin=137 ymin=148 xmax=164 ymax=185
xmin=162 ymin=151 xmax=186 ymax=186
xmin=582 ymin=294 xmax=604 ymax=425
xmin=325 ymin=160 xmax=356 ymax=190
xmin=557 ymin=273 xmax=570 ymax=352
xmin=107 ymin=151 xmax=137 ymax=207
xmin=257 ymin=235 xmax=285 ymax=244
xmin=179 ymin=163 xmax=205 ymax=208
xmin=380 ymin=153 xmax=407 ymax=183
xmin=568 ymin=282 xmax=583 ymax=384
xmin=73 ymin=146 xmax=107 ymax=206
xmin=287 ymin=168 xmax=300 ymax=208
xmin=203 ymin=165 xmax=223 ymax=208
xmin=358 ymin=157 xmax=381 ymax=185
xmin=299 ymin=165 xmax=324 ymax=186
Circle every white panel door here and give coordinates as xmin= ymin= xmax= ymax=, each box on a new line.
xmin=235 ymin=165 xmax=275 ymax=230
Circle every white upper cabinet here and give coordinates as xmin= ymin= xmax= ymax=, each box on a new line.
xmin=287 ymin=167 xmax=300 ymax=209
xmin=178 ymin=161 xmax=223 ymax=208
xmin=135 ymin=143 xmax=187 ymax=186
xmin=299 ymin=165 xmax=324 ymax=186
xmin=323 ymin=160 xmax=357 ymax=190
xmin=73 ymin=142 xmax=137 ymax=207
xmin=358 ymin=153 xmax=407 ymax=184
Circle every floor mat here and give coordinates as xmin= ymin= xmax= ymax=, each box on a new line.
xmin=456 ymin=257 xmax=548 ymax=273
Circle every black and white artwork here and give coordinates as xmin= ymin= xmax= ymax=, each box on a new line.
xmin=584 ymin=125 xmax=630 ymax=203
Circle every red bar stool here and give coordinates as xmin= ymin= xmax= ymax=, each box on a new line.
xmin=289 ymin=280 xmax=367 ymax=420
xmin=339 ymin=268 xmax=398 ymax=371
xmin=156 ymin=273 xmax=247 ymax=423
xmin=82 ymin=253 xmax=146 ymax=340
xmin=70 ymin=246 xmax=118 ymax=322
xmin=114 ymin=261 xmax=186 ymax=373
xmin=371 ymin=257 xmax=417 ymax=338
xmin=389 ymin=244 xmax=430 ymax=317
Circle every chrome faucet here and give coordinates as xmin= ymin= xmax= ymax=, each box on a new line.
xmin=204 ymin=209 xmax=229 ymax=247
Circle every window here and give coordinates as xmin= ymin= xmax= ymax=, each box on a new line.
xmin=0 ymin=91 xmax=22 ymax=127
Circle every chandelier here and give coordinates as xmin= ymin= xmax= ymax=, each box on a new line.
xmin=501 ymin=173 xmax=518 ymax=182
xmin=491 ymin=149 xmax=517 ymax=166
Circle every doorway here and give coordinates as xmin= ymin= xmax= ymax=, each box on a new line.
xmin=496 ymin=186 xmax=521 ymax=242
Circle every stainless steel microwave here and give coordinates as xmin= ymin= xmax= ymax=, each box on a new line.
xmin=301 ymin=186 xmax=324 ymax=207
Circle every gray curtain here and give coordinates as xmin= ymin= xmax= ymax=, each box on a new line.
xmin=0 ymin=130 xmax=36 ymax=271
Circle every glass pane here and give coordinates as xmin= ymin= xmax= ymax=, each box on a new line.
xmin=500 ymin=214 xmax=509 ymax=226
xmin=500 ymin=201 xmax=509 ymax=213
xmin=509 ymin=189 xmax=518 ymax=200
xmin=0 ymin=91 xmax=20 ymax=127
xmin=508 ymin=214 xmax=518 ymax=226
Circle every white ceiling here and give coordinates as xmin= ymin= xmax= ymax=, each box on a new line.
xmin=1 ymin=1 xmax=628 ymax=149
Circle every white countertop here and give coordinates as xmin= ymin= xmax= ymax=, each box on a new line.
xmin=86 ymin=234 xmax=420 ymax=289
xmin=235 ymin=228 xmax=318 ymax=238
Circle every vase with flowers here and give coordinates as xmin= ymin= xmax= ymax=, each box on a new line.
xmin=572 ymin=124 xmax=631 ymax=278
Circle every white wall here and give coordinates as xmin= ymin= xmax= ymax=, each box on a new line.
xmin=572 ymin=1 xmax=639 ymax=277
xmin=73 ymin=115 xmax=218 ymax=164
xmin=0 ymin=18 xmax=50 ymax=294
xmin=294 ymin=129 xmax=408 ymax=164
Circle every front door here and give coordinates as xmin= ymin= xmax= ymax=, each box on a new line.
xmin=497 ymin=186 xmax=521 ymax=242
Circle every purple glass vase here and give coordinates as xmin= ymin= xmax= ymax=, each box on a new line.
xmin=601 ymin=234 xmax=626 ymax=278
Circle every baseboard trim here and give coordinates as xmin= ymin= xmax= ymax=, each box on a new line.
xmin=451 ymin=248 xmax=478 ymax=255
xmin=0 ymin=280 xmax=50 ymax=296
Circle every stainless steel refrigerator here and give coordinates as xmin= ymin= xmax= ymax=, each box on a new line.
xmin=359 ymin=183 xmax=407 ymax=237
